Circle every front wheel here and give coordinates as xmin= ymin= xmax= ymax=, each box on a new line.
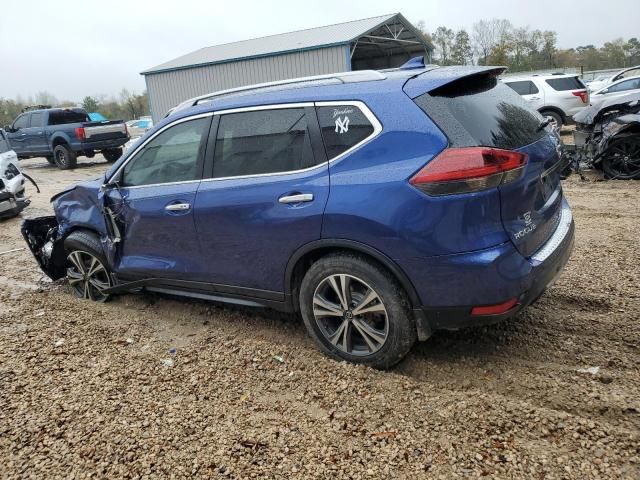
xmin=601 ymin=136 xmax=640 ymax=179
xmin=299 ymin=254 xmax=416 ymax=369
xmin=64 ymin=231 xmax=113 ymax=302
xmin=102 ymin=148 xmax=123 ymax=163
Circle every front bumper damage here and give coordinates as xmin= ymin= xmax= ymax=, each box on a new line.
xmin=0 ymin=191 xmax=30 ymax=219
xmin=21 ymin=216 xmax=67 ymax=280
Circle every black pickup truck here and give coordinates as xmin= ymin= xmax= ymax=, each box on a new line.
xmin=4 ymin=108 xmax=129 ymax=169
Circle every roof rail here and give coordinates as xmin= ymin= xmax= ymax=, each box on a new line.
xmin=169 ymin=70 xmax=386 ymax=115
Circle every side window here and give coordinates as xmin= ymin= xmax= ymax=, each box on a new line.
xmin=13 ymin=114 xmax=29 ymax=130
xmin=0 ymin=131 xmax=10 ymax=153
xmin=30 ymin=112 xmax=43 ymax=128
xmin=316 ymin=104 xmax=375 ymax=160
xmin=607 ymin=79 xmax=637 ymax=93
xmin=213 ymin=108 xmax=315 ymax=178
xmin=121 ymin=117 xmax=209 ymax=187
xmin=545 ymin=77 xmax=585 ymax=91
xmin=505 ymin=81 xmax=539 ymax=96
xmin=619 ymin=68 xmax=640 ymax=80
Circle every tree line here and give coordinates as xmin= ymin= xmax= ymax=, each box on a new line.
xmin=416 ymin=18 xmax=640 ymax=72
xmin=0 ymin=89 xmax=149 ymax=127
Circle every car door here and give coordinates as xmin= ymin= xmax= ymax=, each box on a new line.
xmin=27 ymin=112 xmax=47 ymax=154
xmin=6 ymin=113 xmax=30 ymax=154
xmin=594 ymin=78 xmax=640 ymax=106
xmin=193 ymin=104 xmax=329 ymax=296
xmin=104 ymin=113 xmax=213 ymax=280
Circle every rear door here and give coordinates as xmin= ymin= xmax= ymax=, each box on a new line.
xmin=194 ymin=104 xmax=329 ymax=295
xmin=411 ymin=72 xmax=564 ymax=258
xmin=505 ymin=80 xmax=544 ymax=110
xmin=27 ymin=112 xmax=47 ymax=154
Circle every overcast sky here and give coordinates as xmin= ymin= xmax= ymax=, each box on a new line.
xmin=1 ymin=0 xmax=637 ymax=101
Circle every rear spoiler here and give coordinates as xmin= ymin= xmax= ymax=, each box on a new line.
xmin=403 ymin=66 xmax=507 ymax=99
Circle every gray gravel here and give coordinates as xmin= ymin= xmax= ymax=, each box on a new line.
xmin=0 ymin=156 xmax=638 ymax=479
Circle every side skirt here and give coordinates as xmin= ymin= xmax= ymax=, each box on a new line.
xmin=105 ymin=276 xmax=295 ymax=312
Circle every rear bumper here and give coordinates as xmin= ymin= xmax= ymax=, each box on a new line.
xmin=404 ymin=199 xmax=575 ymax=333
xmin=72 ymin=137 xmax=128 ymax=152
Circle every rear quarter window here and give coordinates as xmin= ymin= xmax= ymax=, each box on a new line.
xmin=545 ymin=77 xmax=586 ymax=91
xmin=316 ymin=105 xmax=375 ymax=159
xmin=415 ymin=74 xmax=546 ymax=150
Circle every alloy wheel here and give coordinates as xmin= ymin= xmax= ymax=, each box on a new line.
xmin=66 ymin=250 xmax=111 ymax=302
xmin=603 ymin=138 xmax=640 ymax=179
xmin=312 ymin=274 xmax=389 ymax=356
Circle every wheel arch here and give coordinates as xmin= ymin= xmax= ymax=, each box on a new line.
xmin=50 ymin=133 xmax=72 ymax=150
xmin=285 ymin=239 xmax=421 ymax=312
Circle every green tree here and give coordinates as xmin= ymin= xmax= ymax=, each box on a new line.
xmin=82 ymin=96 xmax=100 ymax=112
xmin=451 ymin=29 xmax=473 ymax=65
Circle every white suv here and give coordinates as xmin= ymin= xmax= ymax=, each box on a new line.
xmin=502 ymin=74 xmax=589 ymax=129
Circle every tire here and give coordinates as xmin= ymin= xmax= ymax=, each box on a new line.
xmin=601 ymin=136 xmax=640 ymax=180
xmin=45 ymin=155 xmax=55 ymax=165
xmin=53 ymin=144 xmax=77 ymax=170
xmin=299 ymin=253 xmax=416 ymax=369
xmin=540 ymin=110 xmax=563 ymax=131
xmin=103 ymin=148 xmax=123 ymax=163
xmin=64 ymin=231 xmax=113 ymax=302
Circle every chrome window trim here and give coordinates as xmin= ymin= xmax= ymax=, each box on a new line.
xmin=109 ymin=101 xmax=383 ymax=188
xmin=107 ymin=112 xmax=214 ymax=188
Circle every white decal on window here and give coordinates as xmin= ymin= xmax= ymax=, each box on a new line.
xmin=335 ymin=116 xmax=350 ymax=134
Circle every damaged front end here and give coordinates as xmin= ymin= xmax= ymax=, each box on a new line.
xmin=21 ymin=216 xmax=67 ymax=280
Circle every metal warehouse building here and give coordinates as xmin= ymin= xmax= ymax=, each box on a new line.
xmin=141 ymin=13 xmax=433 ymax=121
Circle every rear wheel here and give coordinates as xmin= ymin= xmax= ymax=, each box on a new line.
xmin=601 ymin=136 xmax=640 ymax=179
xmin=299 ymin=253 xmax=416 ymax=369
xmin=540 ymin=110 xmax=563 ymax=131
xmin=64 ymin=231 xmax=112 ymax=302
xmin=53 ymin=144 xmax=77 ymax=170
xmin=103 ymin=148 xmax=123 ymax=162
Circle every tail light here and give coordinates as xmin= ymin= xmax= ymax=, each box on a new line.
xmin=410 ymin=147 xmax=528 ymax=196
xmin=572 ymin=90 xmax=589 ymax=103
xmin=75 ymin=127 xmax=85 ymax=140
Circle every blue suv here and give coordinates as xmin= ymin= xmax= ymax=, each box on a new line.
xmin=22 ymin=62 xmax=574 ymax=368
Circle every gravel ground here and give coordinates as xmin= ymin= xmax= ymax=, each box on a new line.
xmin=0 ymin=153 xmax=638 ymax=479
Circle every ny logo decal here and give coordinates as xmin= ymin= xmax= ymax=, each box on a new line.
xmin=335 ymin=116 xmax=350 ymax=134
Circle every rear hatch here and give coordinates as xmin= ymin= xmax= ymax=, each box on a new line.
xmin=407 ymin=69 xmax=565 ymax=258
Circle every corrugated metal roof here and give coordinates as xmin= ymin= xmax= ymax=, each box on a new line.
xmin=142 ymin=13 xmax=424 ymax=75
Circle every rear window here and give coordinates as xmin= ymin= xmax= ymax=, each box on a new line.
xmin=48 ymin=110 xmax=89 ymax=125
xmin=414 ymin=74 xmax=546 ymax=150
xmin=545 ymin=77 xmax=585 ymax=91
xmin=505 ymin=80 xmax=539 ymax=96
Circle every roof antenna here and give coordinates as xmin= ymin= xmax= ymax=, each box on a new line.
xmin=400 ymin=56 xmax=425 ymax=70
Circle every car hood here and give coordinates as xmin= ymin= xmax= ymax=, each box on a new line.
xmin=573 ymin=92 xmax=640 ymax=125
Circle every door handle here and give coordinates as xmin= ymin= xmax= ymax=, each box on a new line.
xmin=165 ymin=202 xmax=191 ymax=211
xmin=278 ymin=193 xmax=314 ymax=204
xmin=19 ymin=133 xmax=26 ymax=136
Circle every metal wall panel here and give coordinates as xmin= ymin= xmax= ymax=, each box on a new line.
xmin=145 ymin=46 xmax=347 ymax=122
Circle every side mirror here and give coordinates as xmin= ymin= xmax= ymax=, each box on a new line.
xmin=601 ymin=89 xmax=608 ymax=94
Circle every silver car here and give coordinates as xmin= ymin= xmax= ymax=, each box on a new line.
xmin=589 ymin=76 xmax=640 ymax=108
xmin=503 ymin=74 xmax=590 ymax=129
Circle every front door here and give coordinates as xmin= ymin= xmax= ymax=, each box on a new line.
xmin=6 ymin=113 xmax=30 ymax=155
xmin=194 ymin=105 xmax=329 ymax=296
xmin=26 ymin=111 xmax=48 ymax=154
xmin=106 ymin=114 xmax=213 ymax=280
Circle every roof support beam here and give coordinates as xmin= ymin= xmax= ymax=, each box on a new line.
xmin=360 ymin=35 xmax=423 ymax=45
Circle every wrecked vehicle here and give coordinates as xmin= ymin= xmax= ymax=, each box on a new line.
xmin=567 ymin=92 xmax=640 ymax=179
xmin=0 ymin=129 xmax=39 ymax=219
xmin=22 ymin=62 xmax=575 ymax=368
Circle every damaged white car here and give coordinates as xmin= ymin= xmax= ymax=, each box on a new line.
xmin=0 ymin=128 xmax=38 ymax=219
